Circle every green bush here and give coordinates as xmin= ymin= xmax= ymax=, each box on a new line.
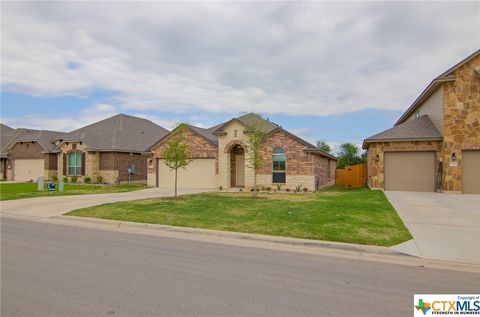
xmin=63 ymin=176 xmax=68 ymax=183
xmin=96 ymin=176 xmax=103 ymax=184
xmin=276 ymin=184 xmax=282 ymax=191
xmin=266 ymin=186 xmax=271 ymax=191
xmin=84 ymin=176 xmax=91 ymax=184
xmin=302 ymin=187 xmax=309 ymax=193
xmin=71 ymin=176 xmax=78 ymax=183
xmin=51 ymin=176 xmax=58 ymax=182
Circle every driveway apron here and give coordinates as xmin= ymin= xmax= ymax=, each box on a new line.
xmin=386 ymin=191 xmax=480 ymax=264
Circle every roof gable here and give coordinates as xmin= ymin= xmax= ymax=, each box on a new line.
xmin=213 ymin=113 xmax=279 ymax=135
xmin=396 ymin=49 xmax=480 ymax=126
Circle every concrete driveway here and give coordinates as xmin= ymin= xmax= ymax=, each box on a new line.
xmin=0 ymin=187 xmax=212 ymax=218
xmin=386 ymin=191 xmax=480 ymax=264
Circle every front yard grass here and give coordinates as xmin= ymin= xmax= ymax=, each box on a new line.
xmin=0 ymin=182 xmax=145 ymax=201
xmin=67 ymin=186 xmax=412 ymax=246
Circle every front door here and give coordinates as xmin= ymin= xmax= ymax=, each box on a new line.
xmin=235 ymin=155 xmax=245 ymax=187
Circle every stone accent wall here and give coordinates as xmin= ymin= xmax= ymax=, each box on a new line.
xmin=442 ymin=54 xmax=480 ymax=192
xmin=148 ymin=128 xmax=218 ymax=187
xmin=44 ymin=153 xmax=58 ymax=180
xmin=57 ymin=142 xmax=89 ymax=182
xmin=367 ymin=140 xmax=442 ymax=189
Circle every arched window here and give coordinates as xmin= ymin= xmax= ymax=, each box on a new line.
xmin=272 ymin=147 xmax=286 ymax=183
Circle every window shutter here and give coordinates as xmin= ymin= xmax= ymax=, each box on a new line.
xmin=63 ymin=154 xmax=67 ymax=175
xmin=81 ymin=153 xmax=86 ymax=176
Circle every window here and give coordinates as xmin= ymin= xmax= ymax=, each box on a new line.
xmin=68 ymin=152 xmax=82 ymax=175
xmin=272 ymin=147 xmax=286 ymax=183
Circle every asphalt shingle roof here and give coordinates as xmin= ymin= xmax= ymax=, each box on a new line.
xmin=363 ymin=115 xmax=442 ymax=148
xmin=61 ymin=114 xmax=169 ymax=152
xmin=1 ymin=123 xmax=16 ymax=158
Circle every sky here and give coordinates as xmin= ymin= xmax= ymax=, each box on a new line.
xmin=1 ymin=1 xmax=479 ymax=154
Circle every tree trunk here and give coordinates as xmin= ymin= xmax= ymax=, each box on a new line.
xmin=174 ymin=168 xmax=178 ymax=200
xmin=253 ymin=169 xmax=257 ymax=198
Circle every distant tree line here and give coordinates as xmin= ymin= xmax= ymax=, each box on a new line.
xmin=316 ymin=140 xmax=366 ymax=169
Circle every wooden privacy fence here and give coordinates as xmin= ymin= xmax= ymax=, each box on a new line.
xmin=336 ymin=163 xmax=367 ymax=188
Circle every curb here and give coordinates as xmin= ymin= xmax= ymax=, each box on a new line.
xmin=58 ymin=215 xmax=405 ymax=256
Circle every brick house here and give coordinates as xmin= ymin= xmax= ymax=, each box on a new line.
xmin=51 ymin=114 xmax=169 ymax=184
xmin=3 ymin=126 xmax=67 ymax=182
xmin=148 ymin=113 xmax=337 ymax=191
xmin=3 ymin=114 xmax=169 ymax=184
xmin=1 ymin=123 xmax=18 ymax=180
xmin=363 ymin=49 xmax=480 ymax=194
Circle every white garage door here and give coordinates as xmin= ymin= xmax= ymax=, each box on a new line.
xmin=158 ymin=158 xmax=216 ymax=189
xmin=384 ymin=152 xmax=435 ymax=192
xmin=14 ymin=159 xmax=44 ymax=182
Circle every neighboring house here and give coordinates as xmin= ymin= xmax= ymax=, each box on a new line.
xmin=148 ymin=113 xmax=337 ymax=191
xmin=363 ymin=49 xmax=480 ymax=194
xmin=1 ymin=123 xmax=17 ymax=180
xmin=3 ymin=127 xmax=67 ymax=182
xmin=51 ymin=114 xmax=169 ymax=184
xmin=3 ymin=114 xmax=169 ymax=184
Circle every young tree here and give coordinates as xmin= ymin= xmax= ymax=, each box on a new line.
xmin=163 ymin=124 xmax=191 ymax=199
xmin=336 ymin=143 xmax=363 ymax=168
xmin=316 ymin=140 xmax=332 ymax=154
xmin=245 ymin=121 xmax=267 ymax=198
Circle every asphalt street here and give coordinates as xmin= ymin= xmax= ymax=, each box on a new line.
xmin=2 ymin=218 xmax=479 ymax=317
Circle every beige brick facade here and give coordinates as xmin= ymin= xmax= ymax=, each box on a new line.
xmin=148 ymin=128 xmax=219 ymax=187
xmin=367 ymin=141 xmax=442 ymax=189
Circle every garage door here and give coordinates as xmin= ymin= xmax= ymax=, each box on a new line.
xmin=14 ymin=159 xmax=44 ymax=182
xmin=158 ymin=158 xmax=216 ymax=189
xmin=462 ymin=151 xmax=480 ymax=194
xmin=384 ymin=152 xmax=435 ymax=192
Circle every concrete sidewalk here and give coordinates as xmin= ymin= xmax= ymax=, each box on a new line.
xmin=0 ymin=187 xmax=212 ymax=218
xmin=386 ymin=191 xmax=480 ymax=264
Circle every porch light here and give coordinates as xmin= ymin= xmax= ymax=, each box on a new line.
xmin=375 ymin=154 xmax=380 ymax=161
xmin=451 ymin=153 xmax=457 ymax=162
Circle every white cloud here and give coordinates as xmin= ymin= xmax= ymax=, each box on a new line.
xmin=1 ymin=2 xmax=478 ymax=117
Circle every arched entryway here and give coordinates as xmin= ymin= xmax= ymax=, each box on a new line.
xmin=230 ymin=144 xmax=245 ymax=188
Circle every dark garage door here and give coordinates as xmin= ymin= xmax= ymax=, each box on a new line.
xmin=462 ymin=151 xmax=480 ymax=194
xmin=384 ymin=152 xmax=435 ymax=192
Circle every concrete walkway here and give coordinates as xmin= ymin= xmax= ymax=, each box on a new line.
xmin=0 ymin=187 xmax=212 ymax=218
xmin=386 ymin=191 xmax=480 ymax=264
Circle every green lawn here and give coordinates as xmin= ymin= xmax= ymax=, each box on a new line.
xmin=0 ymin=182 xmax=146 ymax=201
xmin=67 ymin=186 xmax=411 ymax=246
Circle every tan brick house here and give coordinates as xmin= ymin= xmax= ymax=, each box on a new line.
xmin=363 ymin=49 xmax=480 ymax=194
xmin=51 ymin=114 xmax=169 ymax=184
xmin=3 ymin=126 xmax=67 ymax=182
xmin=3 ymin=114 xmax=169 ymax=184
xmin=148 ymin=113 xmax=337 ymax=191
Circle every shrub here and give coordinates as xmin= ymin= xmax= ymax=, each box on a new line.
xmin=84 ymin=176 xmax=91 ymax=184
xmin=51 ymin=176 xmax=58 ymax=182
xmin=219 ymin=186 xmax=223 ymax=191
xmin=96 ymin=176 xmax=103 ymax=184
xmin=294 ymin=184 xmax=302 ymax=193
xmin=276 ymin=184 xmax=282 ymax=191
xmin=63 ymin=176 xmax=68 ymax=183
xmin=285 ymin=188 xmax=290 ymax=192
xmin=303 ymin=187 xmax=309 ymax=193
xmin=261 ymin=185 xmax=266 ymax=191
xmin=70 ymin=176 xmax=78 ymax=183
xmin=266 ymin=186 xmax=271 ymax=191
